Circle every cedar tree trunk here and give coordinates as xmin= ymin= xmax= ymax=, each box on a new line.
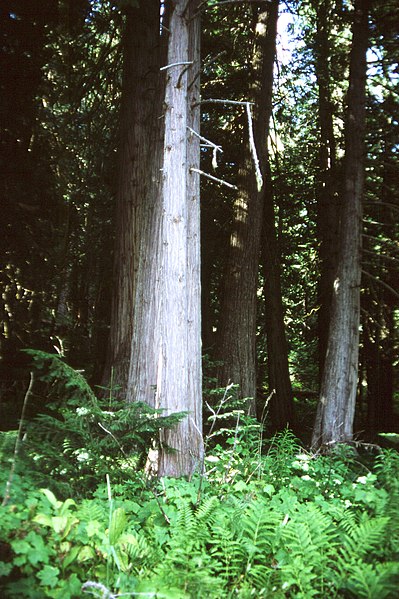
xmin=103 ymin=1 xmax=162 ymax=397
xmin=158 ymin=0 xmax=203 ymax=477
xmin=312 ymin=0 xmax=369 ymax=448
xmin=217 ymin=1 xmax=280 ymax=415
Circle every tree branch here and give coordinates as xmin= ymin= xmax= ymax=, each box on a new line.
xmin=187 ymin=126 xmax=223 ymax=168
xmin=362 ymin=269 xmax=399 ymax=300
xmin=200 ymin=98 xmax=254 ymax=106
xmin=202 ymin=0 xmax=271 ymax=9
xmin=246 ymin=102 xmax=263 ymax=191
xmin=160 ymin=61 xmax=193 ymax=71
xmin=190 ymin=167 xmax=238 ymax=189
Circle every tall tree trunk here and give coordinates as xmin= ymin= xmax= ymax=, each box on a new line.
xmin=106 ymin=1 xmax=202 ymax=476
xmin=363 ymin=131 xmax=397 ymax=438
xmin=312 ymin=0 xmax=369 ymax=448
xmin=217 ymin=1 xmax=280 ymax=414
xmin=158 ymin=0 xmax=203 ymax=477
xmin=313 ymin=0 xmax=340 ymax=381
xmin=103 ymin=1 xmax=161 ymax=397
xmin=262 ymin=162 xmax=295 ymax=429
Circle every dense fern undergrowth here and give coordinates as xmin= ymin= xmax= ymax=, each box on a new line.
xmin=1 ymin=353 xmax=399 ymax=598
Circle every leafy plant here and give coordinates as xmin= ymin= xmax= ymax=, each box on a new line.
xmin=19 ymin=350 xmax=186 ymax=496
xmin=1 ymin=407 xmax=399 ymax=598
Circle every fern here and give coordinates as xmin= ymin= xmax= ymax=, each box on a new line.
xmin=339 ymin=513 xmax=389 ymax=562
xmin=344 ymin=561 xmax=399 ymax=599
xmin=78 ymin=499 xmax=108 ymax=524
xmin=209 ymin=522 xmax=246 ymax=583
xmin=20 ymin=350 xmax=187 ymax=496
xmin=278 ymin=505 xmax=337 ymax=597
xmin=24 ymin=349 xmax=97 ymax=405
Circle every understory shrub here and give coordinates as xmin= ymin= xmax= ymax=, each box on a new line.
xmin=1 ymin=361 xmax=399 ymax=597
xmin=1 ymin=431 xmax=399 ymax=597
xmin=12 ymin=350 xmax=186 ymax=497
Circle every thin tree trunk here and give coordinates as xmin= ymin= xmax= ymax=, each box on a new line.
xmin=262 ymin=163 xmax=295 ymax=429
xmin=364 ymin=304 xmax=395 ymax=437
xmin=312 ymin=0 xmax=369 ymax=448
xmin=313 ymin=0 xmax=340 ymax=381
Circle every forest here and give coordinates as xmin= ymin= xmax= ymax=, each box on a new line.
xmin=1 ymin=0 xmax=399 ymax=597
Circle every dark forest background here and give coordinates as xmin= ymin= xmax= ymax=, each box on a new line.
xmin=1 ymin=0 xmax=398 ymax=443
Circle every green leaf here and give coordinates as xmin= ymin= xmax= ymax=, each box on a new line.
xmin=41 ymin=489 xmax=61 ymax=509
xmin=59 ymin=498 xmax=76 ymax=515
xmin=263 ymin=484 xmax=276 ymax=496
xmin=12 ymin=532 xmax=50 ymax=566
xmin=77 ymin=545 xmax=97 ymax=562
xmin=86 ymin=519 xmax=102 ymax=537
xmin=135 ymin=580 xmax=190 ymax=598
xmin=34 ymin=513 xmax=53 ymax=527
xmin=233 ymin=480 xmax=248 ymax=492
xmin=0 ymin=561 xmax=13 ymax=576
xmin=52 ymin=515 xmax=69 ymax=534
xmin=37 ymin=565 xmax=60 ymax=588
xmin=109 ymin=507 xmax=127 ymax=545
xmin=62 ymin=545 xmax=80 ymax=569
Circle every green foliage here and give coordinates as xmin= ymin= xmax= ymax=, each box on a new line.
xmin=17 ymin=351 xmax=187 ymax=496
xmin=1 ymin=421 xmax=399 ymax=598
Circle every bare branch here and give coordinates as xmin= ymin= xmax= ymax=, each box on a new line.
xmin=362 ymin=269 xmax=399 ymax=300
xmin=190 ymin=167 xmax=238 ymax=190
xmin=246 ymin=102 xmax=263 ymax=191
xmin=187 ymin=126 xmax=223 ymax=168
xmin=363 ymin=248 xmax=399 ymax=264
xmin=364 ymin=200 xmax=399 ymax=212
xmin=200 ymin=98 xmax=254 ymax=106
xmin=202 ymin=0 xmax=271 ymax=9
xmin=160 ymin=61 xmax=193 ymax=71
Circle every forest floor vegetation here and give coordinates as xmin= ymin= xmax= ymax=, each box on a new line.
xmin=1 ymin=353 xmax=399 ymax=598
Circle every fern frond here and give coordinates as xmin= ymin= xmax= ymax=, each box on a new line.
xmin=208 ymin=519 xmax=247 ymax=582
xmin=195 ymin=495 xmax=219 ymax=528
xmin=343 ymin=560 xmax=399 ymax=599
xmin=340 ymin=514 xmax=389 ymax=563
xmin=78 ymin=499 xmax=107 ymax=523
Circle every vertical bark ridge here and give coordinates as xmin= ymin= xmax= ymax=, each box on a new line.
xmin=312 ymin=0 xmax=369 ymax=448
xmin=158 ymin=0 xmax=203 ymax=477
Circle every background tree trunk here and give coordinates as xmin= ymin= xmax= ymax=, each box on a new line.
xmin=313 ymin=0 xmax=340 ymax=382
xmin=103 ymin=1 xmax=161 ymax=397
xmin=217 ymin=1 xmax=280 ymax=415
xmin=312 ymin=0 xmax=369 ymax=448
xmin=262 ymin=163 xmax=295 ymax=430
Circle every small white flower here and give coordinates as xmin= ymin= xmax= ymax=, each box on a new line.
xmin=357 ymin=476 xmax=368 ymax=485
xmin=205 ymin=455 xmax=220 ymax=463
xmin=76 ymin=407 xmax=90 ymax=416
xmin=295 ymin=453 xmax=310 ymax=461
xmin=76 ymin=451 xmax=89 ymax=462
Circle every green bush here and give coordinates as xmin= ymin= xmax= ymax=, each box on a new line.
xmin=16 ymin=350 xmax=186 ymax=496
xmin=1 ymin=361 xmax=399 ymax=597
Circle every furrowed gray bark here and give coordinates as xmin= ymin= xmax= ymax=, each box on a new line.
xmin=312 ymin=0 xmax=369 ymax=448
xmin=158 ymin=0 xmax=203 ymax=477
